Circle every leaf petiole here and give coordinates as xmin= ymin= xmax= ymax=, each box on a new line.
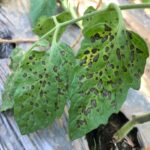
xmin=113 ymin=112 xmax=150 ymax=142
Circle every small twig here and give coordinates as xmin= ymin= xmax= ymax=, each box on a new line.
xmin=71 ymin=32 xmax=82 ymax=48
xmin=0 ymin=38 xmax=38 ymax=44
xmin=113 ymin=112 xmax=150 ymax=142
xmin=96 ymin=0 xmax=103 ymax=9
xmin=76 ymin=1 xmax=80 ymax=17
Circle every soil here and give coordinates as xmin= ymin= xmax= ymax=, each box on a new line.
xmin=86 ymin=112 xmax=141 ymax=150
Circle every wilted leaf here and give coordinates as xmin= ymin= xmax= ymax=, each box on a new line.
xmin=69 ymin=4 xmax=148 ymax=140
xmin=14 ymin=43 xmax=75 ymax=134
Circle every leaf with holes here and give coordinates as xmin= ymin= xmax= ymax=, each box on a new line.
xmin=33 ymin=11 xmax=71 ymax=43
xmin=1 ymin=47 xmax=24 ymax=111
xmin=14 ymin=43 xmax=75 ymax=134
xmin=29 ymin=0 xmax=56 ymax=26
xmin=69 ymin=4 xmax=148 ymax=140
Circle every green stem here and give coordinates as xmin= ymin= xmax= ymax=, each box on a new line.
xmin=29 ymin=27 xmax=56 ymax=50
xmin=113 ymin=112 xmax=150 ymax=142
xmin=31 ymin=3 xmax=150 ymax=48
xmin=61 ymin=0 xmax=82 ymax=28
xmin=120 ymin=3 xmax=150 ymax=10
xmin=60 ymin=3 xmax=150 ymax=27
xmin=52 ymin=25 xmax=60 ymax=45
xmin=52 ymin=16 xmax=60 ymax=45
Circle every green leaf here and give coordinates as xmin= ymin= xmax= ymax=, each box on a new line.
xmin=1 ymin=74 xmax=15 ymax=111
xmin=69 ymin=4 xmax=148 ymax=140
xmin=33 ymin=11 xmax=72 ymax=43
xmin=9 ymin=47 xmax=24 ymax=71
xmin=29 ymin=0 xmax=56 ymax=26
xmin=14 ymin=43 xmax=75 ymax=134
xmin=1 ymin=47 xmax=24 ymax=112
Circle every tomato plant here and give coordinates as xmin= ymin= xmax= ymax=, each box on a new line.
xmin=1 ymin=3 xmax=150 ymax=141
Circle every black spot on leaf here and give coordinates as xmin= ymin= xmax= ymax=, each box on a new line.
xmin=53 ymin=66 xmax=58 ymax=72
xmin=76 ymin=119 xmax=87 ymax=128
xmin=91 ymin=33 xmax=101 ymax=42
xmin=80 ymin=58 xmax=86 ymax=66
xmin=116 ymin=48 xmax=121 ymax=60
xmin=88 ymin=62 xmax=93 ymax=67
xmin=136 ymin=48 xmax=143 ymax=54
xmin=83 ymin=107 xmax=91 ymax=116
xmin=104 ymin=24 xmax=111 ymax=31
xmin=91 ymin=99 xmax=97 ymax=107
xmin=42 ymin=61 xmax=46 ymax=65
xmin=23 ymin=73 xmax=27 ymax=77
xmin=39 ymin=74 xmax=43 ymax=78
xmin=105 ymin=46 xmax=109 ymax=52
xmin=92 ymin=48 xmax=98 ymax=54
xmin=87 ymin=73 xmax=93 ymax=79
xmin=103 ymin=55 xmax=109 ymax=61
xmin=109 ymin=35 xmax=114 ymax=41
xmin=114 ymin=71 xmax=119 ymax=76
xmin=130 ymin=50 xmax=134 ymax=62
xmin=29 ymin=56 xmax=33 ymax=60
xmin=126 ymin=31 xmax=132 ymax=39
xmin=93 ymin=54 xmax=99 ymax=62
xmin=101 ymin=35 xmax=108 ymax=43
xmin=84 ymin=50 xmax=90 ymax=54
xmin=122 ymin=66 xmax=127 ymax=72
xmin=130 ymin=44 xmax=134 ymax=49
xmin=110 ymin=44 xmax=114 ymax=48
xmin=99 ymin=71 xmax=103 ymax=76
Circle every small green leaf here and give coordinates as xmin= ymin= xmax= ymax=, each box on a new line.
xmin=1 ymin=47 xmax=24 ymax=112
xmin=29 ymin=0 xmax=56 ymax=26
xmin=14 ymin=43 xmax=75 ymax=134
xmin=69 ymin=4 xmax=148 ymax=140
xmin=33 ymin=11 xmax=72 ymax=43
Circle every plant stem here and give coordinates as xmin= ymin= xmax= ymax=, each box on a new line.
xmin=60 ymin=3 xmax=150 ymax=27
xmin=0 ymin=38 xmax=38 ymax=43
xmin=52 ymin=25 xmax=60 ymax=45
xmin=31 ymin=3 xmax=150 ymax=48
xmin=113 ymin=112 xmax=150 ymax=142
xmin=29 ymin=27 xmax=56 ymax=50
xmin=120 ymin=3 xmax=150 ymax=10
